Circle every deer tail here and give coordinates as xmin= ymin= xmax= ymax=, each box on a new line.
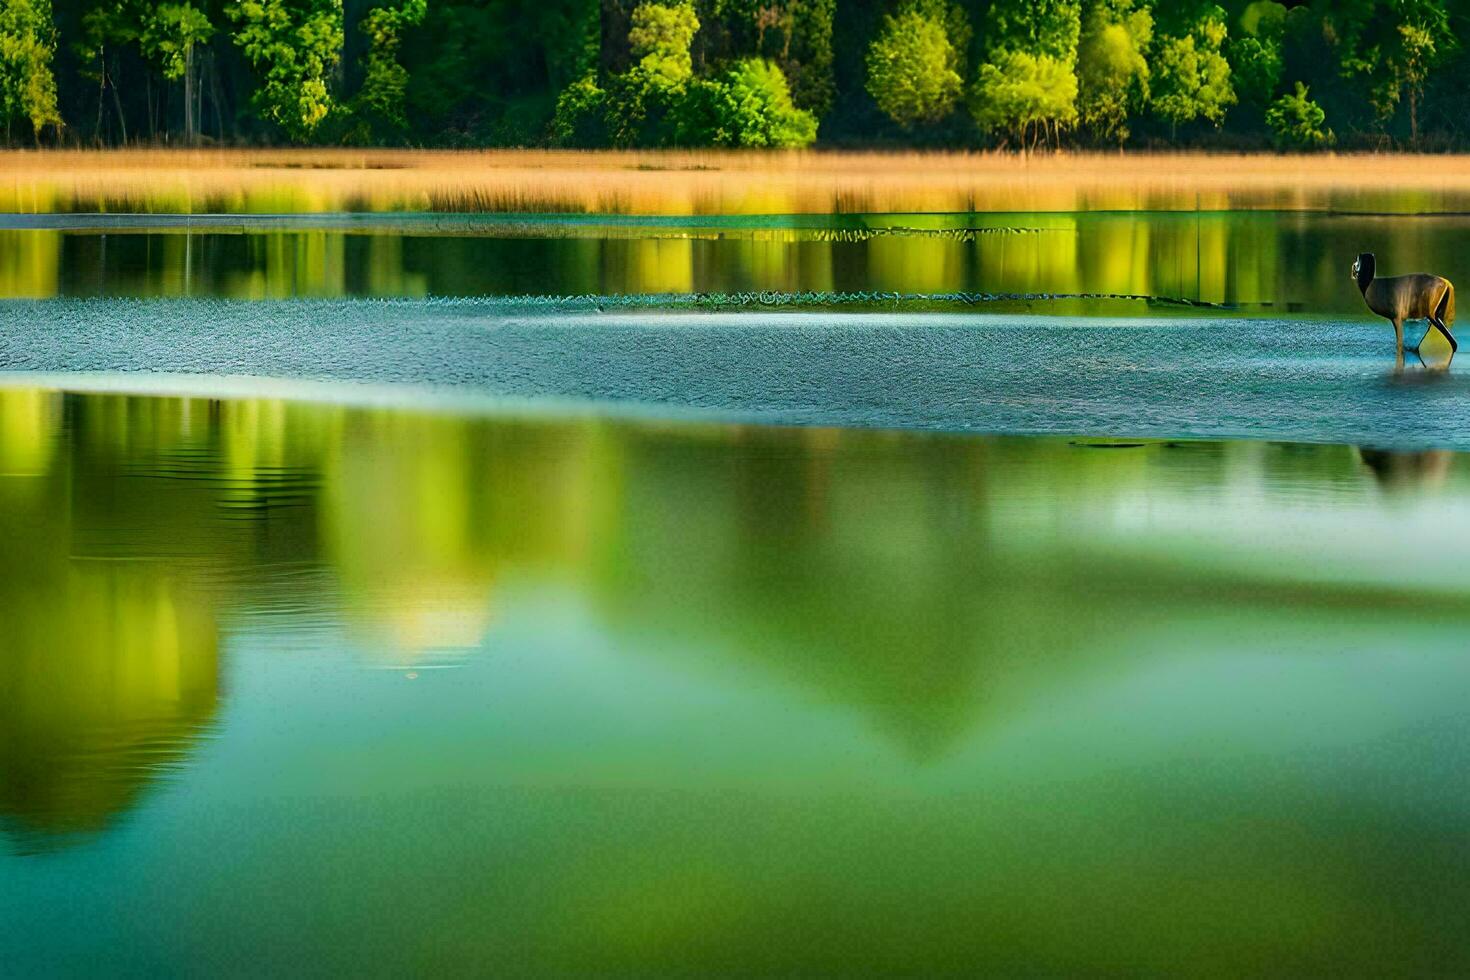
xmin=1444 ymin=281 xmax=1456 ymax=327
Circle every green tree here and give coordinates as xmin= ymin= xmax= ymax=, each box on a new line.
xmin=972 ymin=49 xmax=1079 ymax=148
xmin=788 ymin=0 xmax=836 ymax=115
xmin=714 ymin=0 xmax=837 ymax=115
xmin=1229 ymin=36 xmax=1282 ymax=106
xmin=628 ymin=0 xmax=698 ymax=83
xmin=1387 ymin=16 xmax=1446 ymax=147
xmin=1077 ymin=0 xmax=1152 ymax=143
xmin=603 ymin=2 xmax=700 ymax=146
xmin=138 ymin=3 xmax=215 ymax=144
xmin=552 ymin=73 xmax=608 ymax=146
xmin=75 ymin=2 xmax=138 ymax=143
xmin=1152 ymin=7 xmax=1235 ymax=136
xmin=676 ymin=57 xmax=817 ymax=146
xmin=988 ymin=0 xmax=1081 ymax=62
xmin=1229 ymin=1 xmax=1286 ymax=108
xmin=973 ymin=0 xmax=1080 ymax=148
xmin=0 ymin=0 xmax=62 ymax=143
xmin=1265 ymin=80 xmax=1333 ymax=147
xmin=1335 ymin=0 xmax=1453 ymax=146
xmin=865 ymin=1 xmax=967 ymax=126
xmin=351 ymin=0 xmax=427 ymax=140
xmin=227 ymin=0 xmax=344 ymax=141
xmin=397 ymin=0 xmax=598 ymax=146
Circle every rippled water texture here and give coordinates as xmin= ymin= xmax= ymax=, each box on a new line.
xmin=2 ymin=388 xmax=1470 ymax=975
xmin=1 ymin=301 xmax=1466 ymax=449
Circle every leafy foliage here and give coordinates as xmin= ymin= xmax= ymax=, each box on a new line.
xmin=1333 ymin=0 xmax=1454 ymax=144
xmin=989 ymin=0 xmax=1081 ymax=62
xmin=29 ymin=0 xmax=1470 ymax=150
xmin=865 ymin=2 xmax=966 ymax=126
xmin=1265 ymin=80 xmax=1334 ymax=147
xmin=227 ymin=0 xmax=344 ymax=141
xmin=972 ymin=49 xmax=1080 ymax=146
xmin=553 ymin=74 xmax=609 ymax=147
xmin=0 ymin=0 xmax=61 ymax=140
xmin=555 ymin=3 xmax=815 ymax=148
xmin=1152 ymin=7 xmax=1236 ymax=131
xmin=1078 ymin=0 xmax=1152 ymax=142
xmin=678 ymin=58 xmax=818 ymax=146
xmin=351 ymin=0 xmax=427 ymax=139
xmin=629 ymin=1 xmax=699 ymax=84
xmin=974 ymin=0 xmax=1081 ymax=147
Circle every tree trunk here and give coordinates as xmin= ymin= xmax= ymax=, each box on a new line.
xmin=185 ymin=44 xmax=196 ymax=145
xmin=110 ymin=57 xmax=129 ymax=145
xmin=96 ymin=54 xmax=107 ymax=145
xmin=1411 ymin=87 xmax=1419 ymax=149
xmin=208 ymin=52 xmax=226 ymax=141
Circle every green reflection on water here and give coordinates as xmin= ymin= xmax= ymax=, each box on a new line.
xmin=8 ymin=211 xmax=1470 ymax=312
xmin=3 ymin=387 xmax=1470 ymax=972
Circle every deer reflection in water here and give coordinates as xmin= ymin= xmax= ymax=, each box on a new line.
xmin=1358 ymin=447 xmax=1454 ymax=492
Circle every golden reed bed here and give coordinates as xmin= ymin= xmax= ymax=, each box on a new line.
xmin=5 ymin=149 xmax=1470 ymax=214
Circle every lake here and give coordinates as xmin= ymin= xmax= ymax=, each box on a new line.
xmin=4 ymin=209 xmax=1470 ymax=314
xmin=4 ymin=156 xmax=1470 ymax=975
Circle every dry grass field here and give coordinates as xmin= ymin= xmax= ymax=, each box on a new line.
xmin=5 ymin=148 xmax=1470 ymax=214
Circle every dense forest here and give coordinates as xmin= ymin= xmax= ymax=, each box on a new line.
xmin=0 ymin=0 xmax=1464 ymax=150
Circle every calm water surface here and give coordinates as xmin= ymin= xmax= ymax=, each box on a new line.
xmin=3 ymin=210 xmax=1469 ymax=312
xmin=3 ymin=386 xmax=1470 ymax=974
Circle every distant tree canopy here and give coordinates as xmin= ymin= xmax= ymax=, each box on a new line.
xmin=15 ymin=0 xmax=1470 ymax=149
xmin=973 ymin=0 xmax=1080 ymax=146
xmin=1078 ymin=0 xmax=1152 ymax=143
xmin=865 ymin=1 xmax=967 ymax=127
xmin=0 ymin=0 xmax=61 ymax=141
xmin=1151 ymin=6 xmax=1236 ymax=135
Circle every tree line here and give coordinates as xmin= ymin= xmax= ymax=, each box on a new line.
xmin=0 ymin=0 xmax=1463 ymax=150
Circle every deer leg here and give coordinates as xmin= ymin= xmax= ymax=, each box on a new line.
xmin=1395 ymin=318 xmax=1407 ymax=356
xmin=1406 ymin=320 xmax=1425 ymax=354
xmin=1433 ymin=316 xmax=1458 ymax=353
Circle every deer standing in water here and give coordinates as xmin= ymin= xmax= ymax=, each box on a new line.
xmin=1353 ymin=252 xmax=1456 ymax=362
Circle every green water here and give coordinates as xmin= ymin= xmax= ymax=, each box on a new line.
xmin=3 ymin=386 xmax=1470 ymax=975
xmin=3 ymin=209 xmax=1467 ymax=311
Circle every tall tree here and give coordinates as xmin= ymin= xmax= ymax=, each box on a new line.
xmin=228 ymin=0 xmax=344 ymax=140
xmin=788 ymin=0 xmax=836 ymax=115
xmin=1077 ymin=0 xmax=1153 ymax=143
xmin=139 ymin=3 xmax=215 ymax=143
xmin=351 ymin=0 xmax=426 ymax=140
xmin=707 ymin=0 xmax=836 ymax=115
xmin=1152 ymin=5 xmax=1236 ymax=136
xmin=75 ymin=2 xmax=133 ymax=144
xmin=972 ymin=48 xmax=1079 ymax=147
xmin=1332 ymin=0 xmax=1453 ymax=146
xmin=973 ymin=0 xmax=1080 ymax=147
xmin=403 ymin=0 xmax=598 ymax=145
xmin=0 ymin=0 xmax=62 ymax=143
xmin=1229 ymin=0 xmax=1286 ymax=110
xmin=865 ymin=0 xmax=968 ymax=127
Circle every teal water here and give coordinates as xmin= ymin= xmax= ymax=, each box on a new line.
xmin=2 ymin=387 xmax=1469 ymax=975
xmin=1 ymin=302 xmax=1465 ymax=449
